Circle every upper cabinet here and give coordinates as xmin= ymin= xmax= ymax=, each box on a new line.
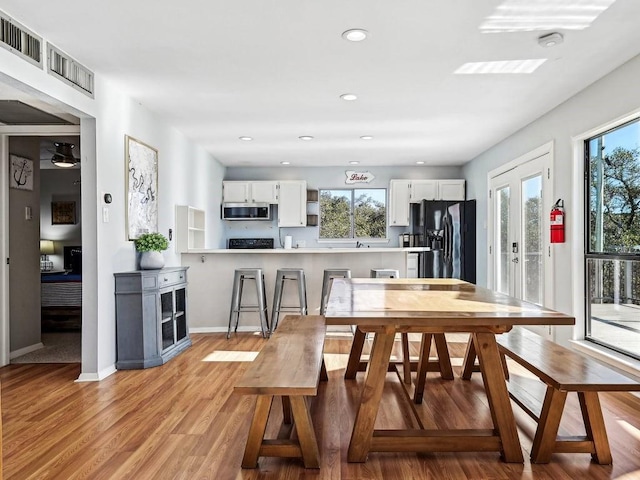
xmin=409 ymin=179 xmax=465 ymax=202
xmin=389 ymin=179 xmax=466 ymax=226
xmin=250 ymin=181 xmax=279 ymax=203
xmin=437 ymin=180 xmax=466 ymax=201
xmin=278 ymin=180 xmax=307 ymax=227
xmin=222 ymin=181 xmax=279 ymax=203
xmin=389 ymin=180 xmax=411 ymax=226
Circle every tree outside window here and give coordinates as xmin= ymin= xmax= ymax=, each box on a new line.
xmin=319 ymin=189 xmax=386 ymax=239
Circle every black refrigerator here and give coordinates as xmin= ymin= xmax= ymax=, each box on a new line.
xmin=411 ymin=200 xmax=476 ymax=283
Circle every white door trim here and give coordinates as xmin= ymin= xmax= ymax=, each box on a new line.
xmin=487 ymin=141 xmax=555 ymax=310
xmin=0 ymin=125 xmax=80 ymax=367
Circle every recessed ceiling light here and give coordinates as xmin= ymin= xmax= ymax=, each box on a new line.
xmin=349 ymin=161 xmax=360 ymax=165
xmin=360 ymin=135 xmax=373 ymax=140
xmin=340 ymin=93 xmax=358 ymax=101
xmin=239 ymin=136 xmax=253 ymax=141
xmin=342 ymin=29 xmax=368 ymax=42
xmin=281 ymin=161 xmax=290 ymax=165
xmin=416 ymin=161 xmax=425 ymax=165
xmin=299 ymin=136 xmax=314 ymax=141
xmin=538 ymin=32 xmax=564 ymax=47
xmin=454 ymin=59 xmax=546 ymax=74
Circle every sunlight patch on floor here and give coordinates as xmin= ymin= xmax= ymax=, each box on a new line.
xmin=202 ymin=350 xmax=259 ymax=362
xmin=617 ymin=419 xmax=640 ymax=441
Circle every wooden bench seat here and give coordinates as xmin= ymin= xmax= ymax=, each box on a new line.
xmin=234 ymin=314 xmax=327 ymax=469
xmin=464 ymin=327 xmax=640 ymax=464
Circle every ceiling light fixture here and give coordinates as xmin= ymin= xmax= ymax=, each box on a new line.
xmin=360 ymin=135 xmax=373 ymax=140
xmin=340 ymin=93 xmax=358 ymax=101
xmin=538 ymin=32 xmax=564 ymax=47
xmin=416 ymin=161 xmax=425 ymax=165
xmin=342 ymin=29 xmax=368 ymax=42
xmin=349 ymin=161 xmax=360 ymax=165
xmin=280 ymin=161 xmax=290 ymax=165
xmin=299 ymin=136 xmax=314 ymax=141
xmin=239 ymin=136 xmax=253 ymax=141
xmin=51 ymin=142 xmax=78 ymax=168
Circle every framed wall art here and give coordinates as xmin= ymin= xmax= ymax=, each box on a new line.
xmin=52 ymin=201 xmax=77 ymax=225
xmin=9 ymin=155 xmax=34 ymax=191
xmin=125 ymin=135 xmax=158 ymax=240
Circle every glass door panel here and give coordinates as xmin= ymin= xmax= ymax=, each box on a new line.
xmin=522 ymin=175 xmax=543 ymax=305
xmin=496 ymin=186 xmax=511 ymax=295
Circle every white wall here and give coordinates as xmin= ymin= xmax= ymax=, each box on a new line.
xmin=463 ymin=53 xmax=640 ymax=344
xmin=0 ymin=40 xmax=225 ymax=378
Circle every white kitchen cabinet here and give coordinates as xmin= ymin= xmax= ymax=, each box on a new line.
xmin=278 ymin=180 xmax=307 ymax=227
xmin=222 ymin=181 xmax=279 ymax=203
xmin=438 ymin=179 xmax=466 ymax=201
xmin=249 ymin=181 xmax=279 ymax=203
xmin=389 ymin=179 xmax=411 ymax=226
xmin=410 ymin=179 xmax=465 ymax=202
xmin=410 ymin=180 xmax=438 ymax=202
xmin=175 ymin=205 xmax=205 ymax=252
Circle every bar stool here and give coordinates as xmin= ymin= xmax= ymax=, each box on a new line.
xmin=271 ymin=268 xmax=308 ymax=334
xmin=228 ymin=268 xmax=269 ymax=339
xmin=370 ymin=268 xmax=400 ymax=279
xmin=319 ymin=269 xmax=351 ymax=315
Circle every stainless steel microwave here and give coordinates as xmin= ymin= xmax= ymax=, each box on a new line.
xmin=222 ymin=203 xmax=271 ymax=220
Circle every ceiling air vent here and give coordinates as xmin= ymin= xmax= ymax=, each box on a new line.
xmin=47 ymin=43 xmax=94 ymax=98
xmin=0 ymin=10 xmax=42 ymax=67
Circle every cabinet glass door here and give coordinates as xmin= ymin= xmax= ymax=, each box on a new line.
xmin=160 ymin=291 xmax=175 ymax=350
xmin=175 ymin=287 xmax=187 ymax=341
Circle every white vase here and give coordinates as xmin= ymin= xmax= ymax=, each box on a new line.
xmin=139 ymin=251 xmax=165 ymax=270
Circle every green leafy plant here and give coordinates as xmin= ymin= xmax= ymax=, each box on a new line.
xmin=134 ymin=232 xmax=169 ymax=252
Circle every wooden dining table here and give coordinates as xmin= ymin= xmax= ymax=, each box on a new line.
xmin=323 ymin=277 xmax=575 ymax=463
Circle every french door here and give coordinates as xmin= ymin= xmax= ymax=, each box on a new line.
xmin=489 ymin=151 xmax=553 ymax=337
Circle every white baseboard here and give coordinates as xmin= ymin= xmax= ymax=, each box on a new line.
xmin=10 ymin=342 xmax=44 ymax=359
xmin=76 ymin=364 xmax=116 ymax=382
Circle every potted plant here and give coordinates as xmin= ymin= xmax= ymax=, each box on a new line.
xmin=135 ymin=232 xmax=169 ymax=270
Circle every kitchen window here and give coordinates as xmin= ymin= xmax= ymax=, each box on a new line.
xmin=319 ymin=188 xmax=386 ymax=239
xmin=585 ymin=117 xmax=640 ymax=360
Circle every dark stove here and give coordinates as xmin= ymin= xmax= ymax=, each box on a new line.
xmin=228 ymin=238 xmax=274 ymax=249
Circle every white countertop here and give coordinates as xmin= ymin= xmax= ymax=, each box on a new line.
xmin=183 ymin=247 xmax=430 ymax=254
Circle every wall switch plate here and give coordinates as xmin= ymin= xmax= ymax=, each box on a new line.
xmin=102 ymin=206 xmax=109 ymax=223
xmin=25 ymin=206 xmax=32 ymax=220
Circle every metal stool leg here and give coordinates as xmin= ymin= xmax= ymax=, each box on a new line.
xmin=298 ymin=271 xmax=308 ymax=315
xmin=228 ymin=270 xmax=242 ymax=339
xmin=271 ymin=273 xmax=284 ymax=335
xmin=256 ymin=272 xmax=268 ymax=338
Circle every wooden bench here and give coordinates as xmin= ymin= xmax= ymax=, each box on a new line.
xmin=234 ymin=314 xmax=327 ymax=469
xmin=463 ymin=327 xmax=640 ymax=464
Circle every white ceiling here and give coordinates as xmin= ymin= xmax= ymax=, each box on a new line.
xmin=2 ymin=0 xmax=640 ymax=167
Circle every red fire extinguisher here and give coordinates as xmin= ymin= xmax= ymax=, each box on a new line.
xmin=550 ymin=199 xmax=565 ymax=243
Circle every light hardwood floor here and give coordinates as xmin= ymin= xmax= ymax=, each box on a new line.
xmin=2 ymin=333 xmax=640 ymax=479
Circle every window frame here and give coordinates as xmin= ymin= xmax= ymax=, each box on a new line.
xmin=584 ymin=117 xmax=640 ymax=361
xmin=318 ymin=187 xmax=388 ymax=241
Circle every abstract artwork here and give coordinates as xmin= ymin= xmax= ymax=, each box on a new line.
xmin=9 ymin=155 xmax=34 ymax=191
xmin=125 ymin=135 xmax=158 ymax=240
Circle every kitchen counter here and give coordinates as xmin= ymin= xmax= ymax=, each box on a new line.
xmin=181 ymin=248 xmax=423 ymax=332
xmin=185 ymin=247 xmax=429 ymax=254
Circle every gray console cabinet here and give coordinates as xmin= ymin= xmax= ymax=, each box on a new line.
xmin=114 ymin=267 xmax=191 ymax=369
